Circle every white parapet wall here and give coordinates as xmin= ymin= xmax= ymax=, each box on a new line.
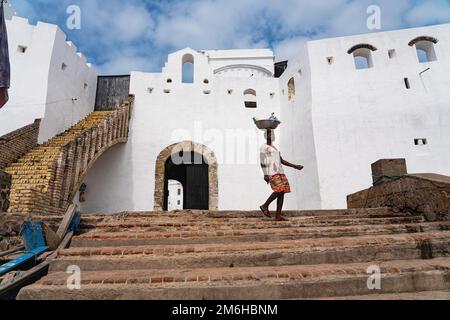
xmin=0 ymin=16 xmax=97 ymax=143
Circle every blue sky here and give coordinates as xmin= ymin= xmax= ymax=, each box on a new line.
xmin=9 ymin=0 xmax=450 ymax=74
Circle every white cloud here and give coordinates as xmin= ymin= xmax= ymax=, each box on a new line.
xmin=274 ymin=36 xmax=309 ymax=62
xmin=405 ymin=0 xmax=450 ymax=25
xmin=9 ymin=0 xmax=450 ymax=74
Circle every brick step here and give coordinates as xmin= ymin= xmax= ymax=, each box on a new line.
xmin=315 ymin=290 xmax=450 ymax=300
xmin=18 ymin=258 xmax=450 ymax=300
xmin=51 ymin=231 xmax=450 ymax=272
xmin=79 ymin=208 xmax=396 ymax=221
xmin=70 ymin=221 xmax=450 ymax=248
xmin=28 ymin=209 xmax=403 ymax=228
xmin=75 ymin=217 xmax=426 ymax=238
xmin=78 ymin=211 xmax=415 ymax=229
xmin=204 ymin=208 xmax=396 ymax=219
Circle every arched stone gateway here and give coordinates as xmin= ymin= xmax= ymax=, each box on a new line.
xmin=154 ymin=141 xmax=218 ymax=211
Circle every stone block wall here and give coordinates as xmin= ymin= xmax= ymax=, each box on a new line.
xmin=0 ymin=120 xmax=41 ymax=170
xmin=371 ymin=159 xmax=408 ymax=186
xmin=348 ymin=173 xmax=450 ymax=221
xmin=0 ymin=170 xmax=11 ymax=212
xmin=0 ymin=213 xmax=24 ymax=251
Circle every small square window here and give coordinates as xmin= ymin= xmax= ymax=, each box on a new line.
xmin=326 ymin=57 xmax=334 ymax=65
xmin=388 ymin=49 xmax=396 ymax=59
xmin=245 ymin=101 xmax=257 ymax=108
xmin=61 ymin=63 xmax=68 ymax=71
xmin=18 ymin=45 xmax=27 ymax=53
xmin=84 ymin=83 xmax=88 ymax=90
xmin=404 ymin=78 xmax=411 ymax=89
xmin=414 ymin=138 xmax=428 ymax=146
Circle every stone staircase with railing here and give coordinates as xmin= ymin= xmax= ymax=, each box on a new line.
xmin=17 ymin=208 xmax=450 ymax=300
xmin=4 ymin=96 xmax=133 ymax=216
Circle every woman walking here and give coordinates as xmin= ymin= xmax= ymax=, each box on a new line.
xmin=260 ymin=130 xmax=304 ymax=221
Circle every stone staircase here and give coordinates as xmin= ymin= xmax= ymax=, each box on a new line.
xmin=17 ymin=208 xmax=450 ymax=300
xmin=4 ymin=97 xmax=133 ymax=216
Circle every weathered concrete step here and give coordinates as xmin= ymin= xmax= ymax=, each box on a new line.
xmin=78 ymin=213 xmax=419 ymax=230
xmin=18 ymin=258 xmax=450 ymax=300
xmin=79 ymin=208 xmax=396 ymax=221
xmin=315 ymin=290 xmax=450 ymax=300
xmin=70 ymin=221 xmax=450 ymax=248
xmin=51 ymin=231 xmax=450 ymax=271
xmin=76 ymin=217 xmax=425 ymax=237
xmin=81 ymin=209 xmax=413 ymax=227
xmin=205 ymin=208 xmax=397 ymax=219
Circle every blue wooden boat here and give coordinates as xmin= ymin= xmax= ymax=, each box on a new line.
xmin=0 ymin=222 xmax=48 ymax=278
xmin=0 ymin=212 xmax=80 ymax=300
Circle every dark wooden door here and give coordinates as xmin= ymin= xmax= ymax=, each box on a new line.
xmin=184 ymin=164 xmax=209 ymax=210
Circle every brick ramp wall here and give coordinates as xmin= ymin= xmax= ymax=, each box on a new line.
xmin=5 ymin=96 xmax=133 ymax=216
xmin=347 ymin=174 xmax=450 ymax=221
xmin=0 ymin=120 xmax=40 ymax=170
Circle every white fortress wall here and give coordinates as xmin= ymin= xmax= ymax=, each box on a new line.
xmin=0 ymin=16 xmax=97 ymax=142
xmin=80 ymin=48 xmax=283 ymax=213
xmin=39 ymin=28 xmax=97 ymax=143
xmin=1 ymin=17 xmax=54 ymax=135
xmin=308 ymin=23 xmax=450 ymax=209
xmin=278 ymin=43 xmax=322 ymax=210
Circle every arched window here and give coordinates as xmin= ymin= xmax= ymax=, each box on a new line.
xmin=243 ymin=89 xmax=256 ymax=96
xmin=244 ymin=89 xmax=257 ymax=108
xmin=353 ymin=48 xmax=374 ymax=69
xmin=182 ymin=54 xmax=194 ymax=83
xmin=288 ymin=78 xmax=295 ymax=101
xmin=348 ymin=44 xmax=377 ymax=70
xmin=409 ymin=37 xmax=438 ymax=63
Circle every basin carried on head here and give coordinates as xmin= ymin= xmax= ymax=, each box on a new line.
xmin=255 ymin=119 xmax=281 ymax=130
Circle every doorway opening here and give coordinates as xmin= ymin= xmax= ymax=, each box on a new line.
xmin=164 ymin=152 xmax=209 ymax=211
xmin=154 ymin=141 xmax=218 ymax=211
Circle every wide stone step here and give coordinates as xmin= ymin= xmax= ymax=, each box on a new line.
xmin=78 ymin=208 xmax=398 ymax=222
xmin=76 ymin=216 xmax=425 ymax=236
xmin=70 ymin=221 xmax=450 ymax=248
xmin=316 ymin=290 xmax=450 ymax=300
xmin=51 ymin=231 xmax=450 ymax=271
xmin=18 ymin=258 xmax=450 ymax=300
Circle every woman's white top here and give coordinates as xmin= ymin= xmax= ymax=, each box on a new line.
xmin=260 ymin=144 xmax=284 ymax=176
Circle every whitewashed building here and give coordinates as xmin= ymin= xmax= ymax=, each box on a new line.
xmin=0 ymin=15 xmax=97 ymax=143
xmin=278 ymin=23 xmax=450 ymax=209
xmin=1 ymin=10 xmax=449 ymax=212
xmin=82 ymin=23 xmax=450 ymax=212
xmin=82 ymin=48 xmax=281 ymax=212
xmin=167 ymin=180 xmax=184 ymax=211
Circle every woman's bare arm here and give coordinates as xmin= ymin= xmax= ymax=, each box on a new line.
xmin=281 ymin=157 xmax=304 ymax=171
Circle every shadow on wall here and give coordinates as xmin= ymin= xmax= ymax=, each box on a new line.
xmin=81 ymin=143 xmax=134 ymax=213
